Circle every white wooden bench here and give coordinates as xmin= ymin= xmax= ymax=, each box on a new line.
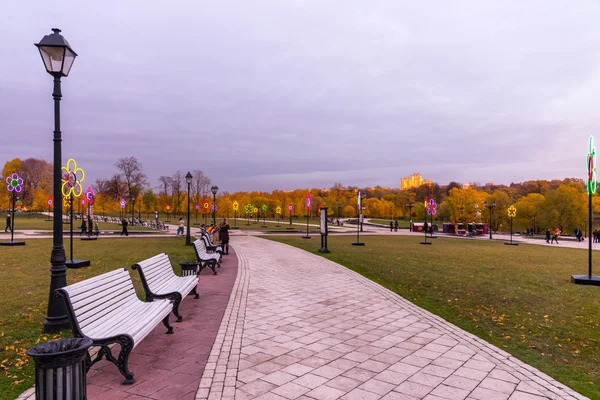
xmin=54 ymin=268 xmax=174 ymax=384
xmin=131 ymin=253 xmax=199 ymax=322
xmin=201 ymin=231 xmax=223 ymax=256
xmin=193 ymin=239 xmax=221 ymax=275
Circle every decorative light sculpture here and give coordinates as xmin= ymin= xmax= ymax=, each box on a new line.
xmin=1 ymin=173 xmax=25 ymax=245
xmin=421 ymin=198 xmax=437 ymax=245
xmin=233 ymin=201 xmax=239 ymax=228
xmin=572 ymin=136 xmax=600 ymax=285
xmin=61 ymin=158 xmax=89 ymax=268
xmin=303 ymin=192 xmax=312 ymax=239
xmin=353 ymin=190 xmax=364 ymax=246
xmin=505 ymin=206 xmax=518 ymax=246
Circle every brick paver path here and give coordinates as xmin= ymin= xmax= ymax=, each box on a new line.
xmin=197 ymin=236 xmax=587 ymax=400
xmin=86 ymin=249 xmax=237 ymax=399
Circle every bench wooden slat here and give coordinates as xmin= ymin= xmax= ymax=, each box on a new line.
xmin=131 ymin=253 xmax=199 ymax=322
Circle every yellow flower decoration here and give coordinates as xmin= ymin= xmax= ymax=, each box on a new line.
xmin=61 ymin=158 xmax=84 ymax=198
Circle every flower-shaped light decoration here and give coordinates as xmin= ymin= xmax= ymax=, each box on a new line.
xmin=288 ymin=204 xmax=293 ymax=212
xmin=233 ymin=201 xmax=239 ymax=211
xmin=262 ymin=204 xmax=267 ymax=212
xmin=203 ymin=202 xmax=209 ymax=209
xmin=165 ymin=204 xmax=171 ymax=212
xmin=306 ymin=192 xmax=312 ymax=210
xmin=61 ymin=158 xmax=84 ymax=198
xmin=211 ymin=204 xmax=217 ymax=212
xmin=195 ymin=204 xmax=199 ymax=210
xmin=80 ymin=198 xmax=86 ymax=206
xmin=357 ymin=190 xmax=361 ymax=210
xmin=276 ymin=206 xmax=282 ymax=214
xmin=84 ymin=186 xmax=95 ymax=205
xmin=507 ymin=205 xmax=517 ymax=218
xmin=47 ymin=197 xmax=53 ymax=206
xmin=587 ymin=135 xmax=597 ymax=195
xmin=6 ymin=173 xmax=24 ymax=193
xmin=426 ymin=199 xmax=437 ymax=216
xmin=253 ymin=207 xmax=258 ymax=213
xmin=244 ymin=205 xmax=249 ymax=214
xmin=120 ymin=198 xmax=127 ymax=209
xmin=63 ymin=196 xmax=72 ymax=209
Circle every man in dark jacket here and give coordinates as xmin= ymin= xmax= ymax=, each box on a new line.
xmin=121 ymin=218 xmax=129 ymax=236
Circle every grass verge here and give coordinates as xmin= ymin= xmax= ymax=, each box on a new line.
xmin=0 ymin=236 xmax=196 ymax=399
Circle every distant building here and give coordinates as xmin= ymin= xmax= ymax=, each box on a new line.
xmin=462 ymin=183 xmax=471 ymax=189
xmin=401 ymin=173 xmax=432 ymax=190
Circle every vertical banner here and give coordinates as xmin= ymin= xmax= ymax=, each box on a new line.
xmin=318 ymin=207 xmax=330 ymax=253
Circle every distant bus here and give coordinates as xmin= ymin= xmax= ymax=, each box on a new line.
xmin=443 ymin=222 xmax=488 ymax=235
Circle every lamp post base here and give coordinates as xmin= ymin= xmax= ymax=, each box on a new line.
xmin=286 ymin=227 xmax=295 ymax=230
xmin=318 ymin=248 xmax=330 ymax=253
xmin=504 ymin=242 xmax=519 ymax=246
xmin=420 ymin=241 xmax=432 ymax=245
xmin=352 ymin=242 xmax=365 ymax=246
xmin=65 ymin=259 xmax=91 ymax=269
xmin=571 ymin=274 xmax=600 ymax=286
xmin=0 ymin=240 xmax=26 ymax=246
xmin=302 ymin=236 xmax=312 ymax=239
xmin=80 ymin=236 xmax=97 ymax=241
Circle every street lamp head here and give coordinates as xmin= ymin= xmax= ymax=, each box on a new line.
xmin=35 ymin=28 xmax=77 ymax=77
xmin=185 ymin=171 xmax=193 ymax=184
xmin=211 ymin=185 xmax=218 ymax=195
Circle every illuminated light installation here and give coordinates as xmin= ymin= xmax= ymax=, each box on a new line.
xmin=421 ymin=198 xmax=437 ymax=245
xmin=203 ymin=201 xmax=209 ymax=225
xmin=287 ymin=204 xmax=294 ymax=229
xmin=46 ymin=197 xmax=54 ymax=221
xmin=253 ymin=207 xmax=259 ymax=224
xmin=233 ymin=201 xmax=239 ymax=228
xmin=6 ymin=173 xmax=23 ymax=193
xmin=276 ymin=206 xmax=282 ymax=227
xmin=352 ymin=190 xmax=364 ymax=246
xmin=244 ymin=204 xmax=251 ymax=226
xmin=572 ymin=135 xmax=600 ymax=285
xmin=1 ymin=172 xmax=25 ymax=246
xmin=194 ymin=204 xmax=199 ymax=225
xmin=505 ymin=206 xmax=518 ymax=246
xmin=81 ymin=186 xmax=96 ymax=241
xmin=261 ymin=204 xmax=268 ymax=228
xmin=60 ymin=158 xmax=89 ymax=267
xmin=303 ymin=192 xmax=312 ymax=239
xmin=165 ymin=203 xmax=171 ymax=222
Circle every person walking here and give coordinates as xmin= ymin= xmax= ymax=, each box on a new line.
xmin=80 ymin=219 xmax=87 ymax=234
xmin=121 ymin=218 xmax=129 ymax=236
xmin=394 ymin=220 xmax=399 ymax=232
xmin=5 ymin=214 xmax=11 ymax=232
xmin=177 ymin=217 xmax=185 ymax=236
xmin=94 ymin=222 xmax=100 ymax=237
xmin=545 ymin=228 xmax=551 ymax=243
xmin=390 ymin=221 xmax=393 ymax=232
xmin=551 ymin=227 xmax=560 ymax=244
xmin=219 ymin=219 xmax=230 ymax=255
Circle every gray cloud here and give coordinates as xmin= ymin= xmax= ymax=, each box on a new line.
xmin=1 ymin=0 xmax=600 ymax=192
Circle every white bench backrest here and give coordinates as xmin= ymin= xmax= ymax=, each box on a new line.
xmin=61 ymin=268 xmax=139 ymax=333
xmin=194 ymin=239 xmax=212 ymax=258
xmin=134 ymin=253 xmax=176 ymax=288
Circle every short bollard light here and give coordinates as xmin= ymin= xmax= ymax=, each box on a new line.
xmin=27 ymin=337 xmax=93 ymax=400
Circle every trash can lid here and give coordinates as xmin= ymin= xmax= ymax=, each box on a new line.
xmin=27 ymin=337 xmax=93 ymax=358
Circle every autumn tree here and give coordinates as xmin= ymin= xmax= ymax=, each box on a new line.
xmin=115 ymin=157 xmax=148 ymax=219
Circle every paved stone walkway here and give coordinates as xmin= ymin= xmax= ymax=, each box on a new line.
xmin=197 ymin=235 xmax=587 ymax=400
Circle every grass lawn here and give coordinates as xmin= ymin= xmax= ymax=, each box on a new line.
xmin=4 ymin=213 xmax=157 ymax=233
xmin=0 ymin=237 xmax=197 ymax=399
xmin=368 ymin=219 xmax=411 ymax=228
xmin=268 ymin=235 xmax=600 ymax=399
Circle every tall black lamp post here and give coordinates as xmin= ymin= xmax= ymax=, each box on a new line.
xmin=405 ymin=202 xmax=414 ymax=231
xmin=211 ymin=185 xmax=218 ymax=225
xmin=484 ymin=200 xmax=496 ymax=240
xmin=35 ymin=28 xmax=77 ymax=333
xmin=185 ymin=172 xmax=192 ymax=245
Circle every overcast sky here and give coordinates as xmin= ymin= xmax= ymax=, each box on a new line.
xmin=2 ymin=1 xmax=600 ymax=192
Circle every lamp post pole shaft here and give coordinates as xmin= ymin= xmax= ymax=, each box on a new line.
xmin=44 ymin=76 xmax=69 ymax=333
xmin=589 ymin=192 xmax=592 ymax=279
xmin=212 ymin=194 xmax=216 ymax=225
xmin=186 ymin=183 xmax=191 ymax=245
xmin=489 ymin=206 xmax=493 ymax=240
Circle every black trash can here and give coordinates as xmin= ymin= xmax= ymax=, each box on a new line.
xmin=26 ymin=337 xmax=93 ymax=400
